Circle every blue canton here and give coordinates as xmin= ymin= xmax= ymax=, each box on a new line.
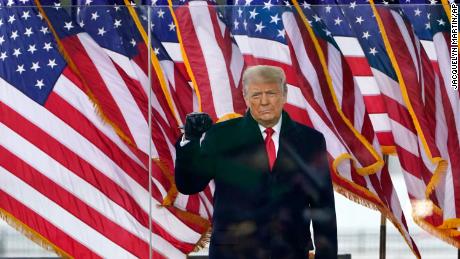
xmin=229 ymin=0 xmax=290 ymax=45
xmin=78 ymin=0 xmax=179 ymax=61
xmin=76 ymin=0 xmax=143 ymax=59
xmin=0 ymin=0 xmax=66 ymax=105
xmin=334 ymin=0 xmax=398 ymax=80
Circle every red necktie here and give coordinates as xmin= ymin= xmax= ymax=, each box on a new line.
xmin=264 ymin=128 xmax=276 ymax=171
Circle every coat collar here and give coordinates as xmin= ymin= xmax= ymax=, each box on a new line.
xmin=242 ymin=110 xmax=296 ymax=173
xmin=243 ymin=109 xmax=295 ymax=137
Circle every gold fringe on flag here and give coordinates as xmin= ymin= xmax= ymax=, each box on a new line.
xmin=413 ymin=216 xmax=460 ymax=248
xmin=440 ymin=0 xmax=452 ymax=23
xmin=167 ymin=0 xmax=204 ymax=112
xmin=0 ymin=208 xmax=72 ymax=258
xmin=368 ymin=0 xmax=448 ymax=202
xmin=154 ymin=158 xmax=212 ymax=251
xmin=292 ymin=0 xmax=385 ymax=177
xmin=191 ymin=227 xmax=212 ymax=252
xmin=34 ymin=0 xmax=135 ymax=147
xmin=439 ymin=218 xmax=460 ymax=232
xmin=381 ymin=145 xmax=397 ymax=155
xmin=333 ymin=183 xmax=422 ymax=259
xmin=156 ymin=204 xmax=212 ymax=252
xmin=153 ymin=158 xmax=179 ymax=206
xmin=124 ymin=0 xmax=182 ymax=126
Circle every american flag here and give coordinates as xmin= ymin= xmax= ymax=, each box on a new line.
xmin=396 ymin=1 xmax=460 ymax=247
xmin=142 ymin=0 xmax=197 ymax=115
xmin=71 ymin=0 xmax=215 ymax=254
xmin=139 ymin=0 xmax=198 ymax=122
xmin=372 ymin=0 xmax=447 ymax=194
xmin=138 ymin=0 xmax=218 ymax=222
xmin=424 ymin=5 xmax=460 ymax=246
xmin=1 ymin=1 xmax=457 ymax=258
xmin=370 ymin=0 xmax=459 ymax=247
xmin=300 ymin=0 xmax=396 ymax=152
xmin=141 ymin=0 xmax=216 ymax=227
xmin=335 ymin=0 xmax=458 ymax=248
xmin=0 ymin=0 xmax=209 ymax=258
xmin=161 ymin=0 xmax=248 ymax=232
xmin=294 ymin=0 xmax=422 ymax=255
xmin=74 ymin=0 xmax=214 ymax=220
xmin=144 ymin=0 xmax=218 ymax=225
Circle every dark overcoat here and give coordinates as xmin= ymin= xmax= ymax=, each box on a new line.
xmin=175 ymin=111 xmax=337 ymax=259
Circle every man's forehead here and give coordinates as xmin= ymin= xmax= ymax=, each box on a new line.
xmin=248 ymin=82 xmax=280 ymax=91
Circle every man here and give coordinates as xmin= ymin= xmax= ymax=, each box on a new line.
xmin=175 ymin=65 xmax=337 ymax=259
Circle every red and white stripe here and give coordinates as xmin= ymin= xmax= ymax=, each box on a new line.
xmin=325 ymin=35 xmax=419 ymax=253
xmin=0 ymin=69 xmax=206 ymax=257
xmin=286 ymin=8 xmax=420 ymax=255
xmin=168 ymin=1 xmax=253 ymax=220
xmin=334 ymin=36 xmax=395 ymax=150
xmin=160 ymin=40 xmax=199 ymax=116
xmin=76 ymin=30 xmax=214 ymax=221
xmin=11 ymin=5 xmax=214 ymax=256
xmin=428 ymin=29 xmax=460 ymax=225
xmin=58 ymin=0 xmax=219 ymax=221
xmin=421 ymin=30 xmax=460 ymax=240
xmin=372 ymin=6 xmax=459 ymax=246
xmin=173 ymin=1 xmax=247 ymax=120
xmin=283 ymin=12 xmax=382 ymax=173
xmin=432 ymin=31 xmax=460 ymax=138
xmin=422 ymin=32 xmax=460 ymax=228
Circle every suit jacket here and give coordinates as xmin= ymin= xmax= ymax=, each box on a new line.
xmin=175 ymin=111 xmax=337 ymax=259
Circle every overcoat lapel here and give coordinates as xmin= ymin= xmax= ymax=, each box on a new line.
xmin=272 ymin=111 xmax=295 ymax=174
xmin=242 ymin=110 xmax=296 ymax=174
xmin=240 ymin=111 xmax=270 ymax=172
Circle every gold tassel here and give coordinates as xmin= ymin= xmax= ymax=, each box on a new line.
xmin=0 ymin=208 xmax=72 ymax=258
xmin=153 ymin=158 xmax=180 ymax=207
xmin=192 ymin=227 xmax=212 ymax=252
xmin=439 ymin=218 xmax=460 ymax=231
xmin=34 ymin=0 xmax=135 ymax=148
xmin=333 ymin=184 xmax=422 ymax=259
xmin=413 ymin=216 xmax=460 ymax=248
xmin=425 ymin=160 xmax=448 ymax=199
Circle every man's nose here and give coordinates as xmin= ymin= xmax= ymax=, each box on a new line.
xmin=261 ymin=93 xmax=269 ymax=105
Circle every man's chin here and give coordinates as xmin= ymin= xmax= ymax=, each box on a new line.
xmin=260 ymin=115 xmax=274 ymax=121
xmin=259 ymin=117 xmax=278 ymax=127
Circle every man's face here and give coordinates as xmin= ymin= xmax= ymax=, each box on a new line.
xmin=244 ymin=82 xmax=287 ymax=128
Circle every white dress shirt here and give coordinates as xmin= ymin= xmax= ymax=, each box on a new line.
xmin=258 ymin=114 xmax=282 ymax=156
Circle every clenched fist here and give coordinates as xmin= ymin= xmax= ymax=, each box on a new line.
xmin=184 ymin=112 xmax=213 ymax=141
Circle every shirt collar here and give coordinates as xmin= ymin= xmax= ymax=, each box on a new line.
xmin=258 ymin=113 xmax=283 ymax=135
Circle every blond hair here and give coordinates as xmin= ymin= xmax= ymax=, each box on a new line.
xmin=242 ymin=65 xmax=287 ymax=97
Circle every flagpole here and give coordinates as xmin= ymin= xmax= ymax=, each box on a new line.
xmin=147 ymin=6 xmax=153 ymax=259
xmin=379 ymin=213 xmax=386 ymax=259
xmin=379 ymin=154 xmax=389 ymax=259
